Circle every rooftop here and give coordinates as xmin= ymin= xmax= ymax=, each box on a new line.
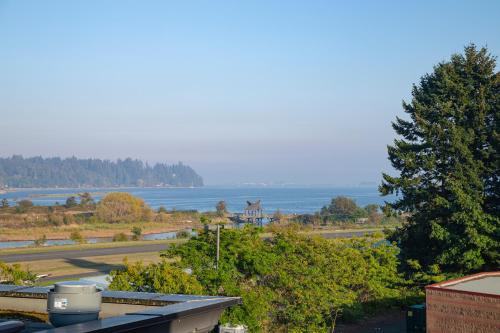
xmin=244 ymin=200 xmax=262 ymax=211
xmin=0 ymin=284 xmax=241 ymax=333
xmin=426 ymin=271 xmax=500 ymax=296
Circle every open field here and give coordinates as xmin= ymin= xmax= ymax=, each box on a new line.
xmin=0 ymin=205 xmax=203 ymax=241
xmin=0 ymin=212 xmax=396 ymax=241
xmin=0 ymin=218 xmax=200 ymax=241
xmin=19 ymin=251 xmax=163 ymax=280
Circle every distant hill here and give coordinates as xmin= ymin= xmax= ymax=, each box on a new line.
xmin=0 ymin=156 xmax=203 ymax=188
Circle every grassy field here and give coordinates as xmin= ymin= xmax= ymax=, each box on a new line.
xmin=0 ymin=220 xmax=200 ymax=241
xmin=21 ymin=251 xmax=163 ymax=279
xmin=0 ymin=205 xmax=203 ymax=241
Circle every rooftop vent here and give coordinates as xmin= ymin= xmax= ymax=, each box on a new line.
xmin=47 ymin=281 xmax=102 ymax=327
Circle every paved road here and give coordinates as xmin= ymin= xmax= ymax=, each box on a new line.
xmin=0 ymin=243 xmax=170 ymax=263
xmin=0 ymin=230 xmax=378 ymax=263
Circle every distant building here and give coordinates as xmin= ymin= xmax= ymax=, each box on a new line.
xmin=243 ymin=200 xmax=264 ymax=224
xmin=425 ymin=271 xmax=500 ymax=333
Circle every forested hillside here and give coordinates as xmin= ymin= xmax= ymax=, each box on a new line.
xmin=0 ymin=156 xmax=203 ymax=188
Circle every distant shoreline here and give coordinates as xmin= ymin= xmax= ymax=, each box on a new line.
xmin=2 ymin=185 xmax=202 ymax=193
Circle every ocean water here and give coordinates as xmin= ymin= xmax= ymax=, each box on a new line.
xmin=1 ymin=186 xmax=395 ymax=214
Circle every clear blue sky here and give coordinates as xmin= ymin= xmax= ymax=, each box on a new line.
xmin=0 ymin=1 xmax=498 ymax=185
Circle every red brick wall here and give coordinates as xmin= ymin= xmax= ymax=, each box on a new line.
xmin=426 ymin=288 xmax=500 ymax=333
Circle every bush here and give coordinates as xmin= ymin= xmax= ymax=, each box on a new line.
xmin=65 ymin=196 xmax=78 ymax=208
xmin=15 ymin=200 xmax=33 ymax=213
xmin=113 ymin=233 xmax=129 ymax=242
xmin=131 ymin=226 xmax=142 ymax=241
xmin=111 ymin=227 xmax=405 ymax=332
xmin=199 ymin=216 xmax=211 ymax=225
xmin=97 ymin=192 xmax=153 ymax=223
xmin=109 ymin=259 xmax=203 ymax=295
xmin=0 ymin=261 xmax=37 ymax=285
xmin=46 ymin=214 xmax=63 ymax=226
xmin=1 ymin=198 xmax=9 ymax=208
xmin=79 ymin=192 xmax=95 ymax=207
xmin=216 ymin=201 xmax=227 ymax=216
xmin=320 ymin=196 xmax=368 ymax=223
xmin=33 ymin=235 xmax=47 ymax=247
xmin=63 ymin=214 xmax=74 ymax=225
xmin=69 ymin=230 xmax=86 ymax=244
xmin=155 ymin=212 xmax=169 ymax=223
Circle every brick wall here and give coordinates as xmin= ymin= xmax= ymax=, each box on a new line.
xmin=426 ymin=288 xmax=500 ymax=333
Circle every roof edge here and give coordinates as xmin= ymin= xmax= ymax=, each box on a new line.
xmin=425 ymin=271 xmax=500 ymax=299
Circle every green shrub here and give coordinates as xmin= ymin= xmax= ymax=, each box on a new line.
xmin=0 ymin=261 xmax=37 ymax=285
xmin=109 ymin=259 xmax=203 ymax=295
xmin=110 ymin=227 xmax=407 ymax=332
xmin=131 ymin=226 xmax=142 ymax=241
xmin=69 ymin=230 xmax=86 ymax=244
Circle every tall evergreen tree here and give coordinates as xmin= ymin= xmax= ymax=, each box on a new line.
xmin=380 ymin=45 xmax=499 ymax=274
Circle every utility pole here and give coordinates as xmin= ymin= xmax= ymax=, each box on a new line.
xmin=216 ymin=224 xmax=220 ymax=270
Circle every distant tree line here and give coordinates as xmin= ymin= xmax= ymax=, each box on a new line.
xmin=294 ymin=196 xmax=399 ymax=225
xmin=0 ymin=155 xmax=203 ymax=188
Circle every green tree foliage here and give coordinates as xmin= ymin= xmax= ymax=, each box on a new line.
xmin=79 ymin=192 xmax=95 ymax=207
xmin=320 ymin=196 xmax=367 ymax=222
xmin=97 ymin=192 xmax=153 ymax=223
xmin=216 ymin=200 xmax=227 ymax=216
xmin=0 ymin=156 xmax=203 ymax=187
xmin=1 ymin=198 xmax=9 ymax=208
xmin=0 ymin=261 xmax=37 ymax=285
xmin=380 ymin=45 xmax=499 ymax=274
xmin=65 ymin=196 xmax=78 ymax=208
xmin=200 ymin=215 xmax=211 ymax=225
xmin=131 ymin=226 xmax=142 ymax=241
xmin=140 ymin=227 xmax=402 ymax=332
xmin=109 ymin=259 xmax=203 ymax=295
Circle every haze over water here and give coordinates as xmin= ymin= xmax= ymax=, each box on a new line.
xmin=2 ymin=186 xmax=394 ymax=214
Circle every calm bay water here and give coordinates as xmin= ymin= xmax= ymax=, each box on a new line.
xmin=1 ymin=186 xmax=394 ymax=214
